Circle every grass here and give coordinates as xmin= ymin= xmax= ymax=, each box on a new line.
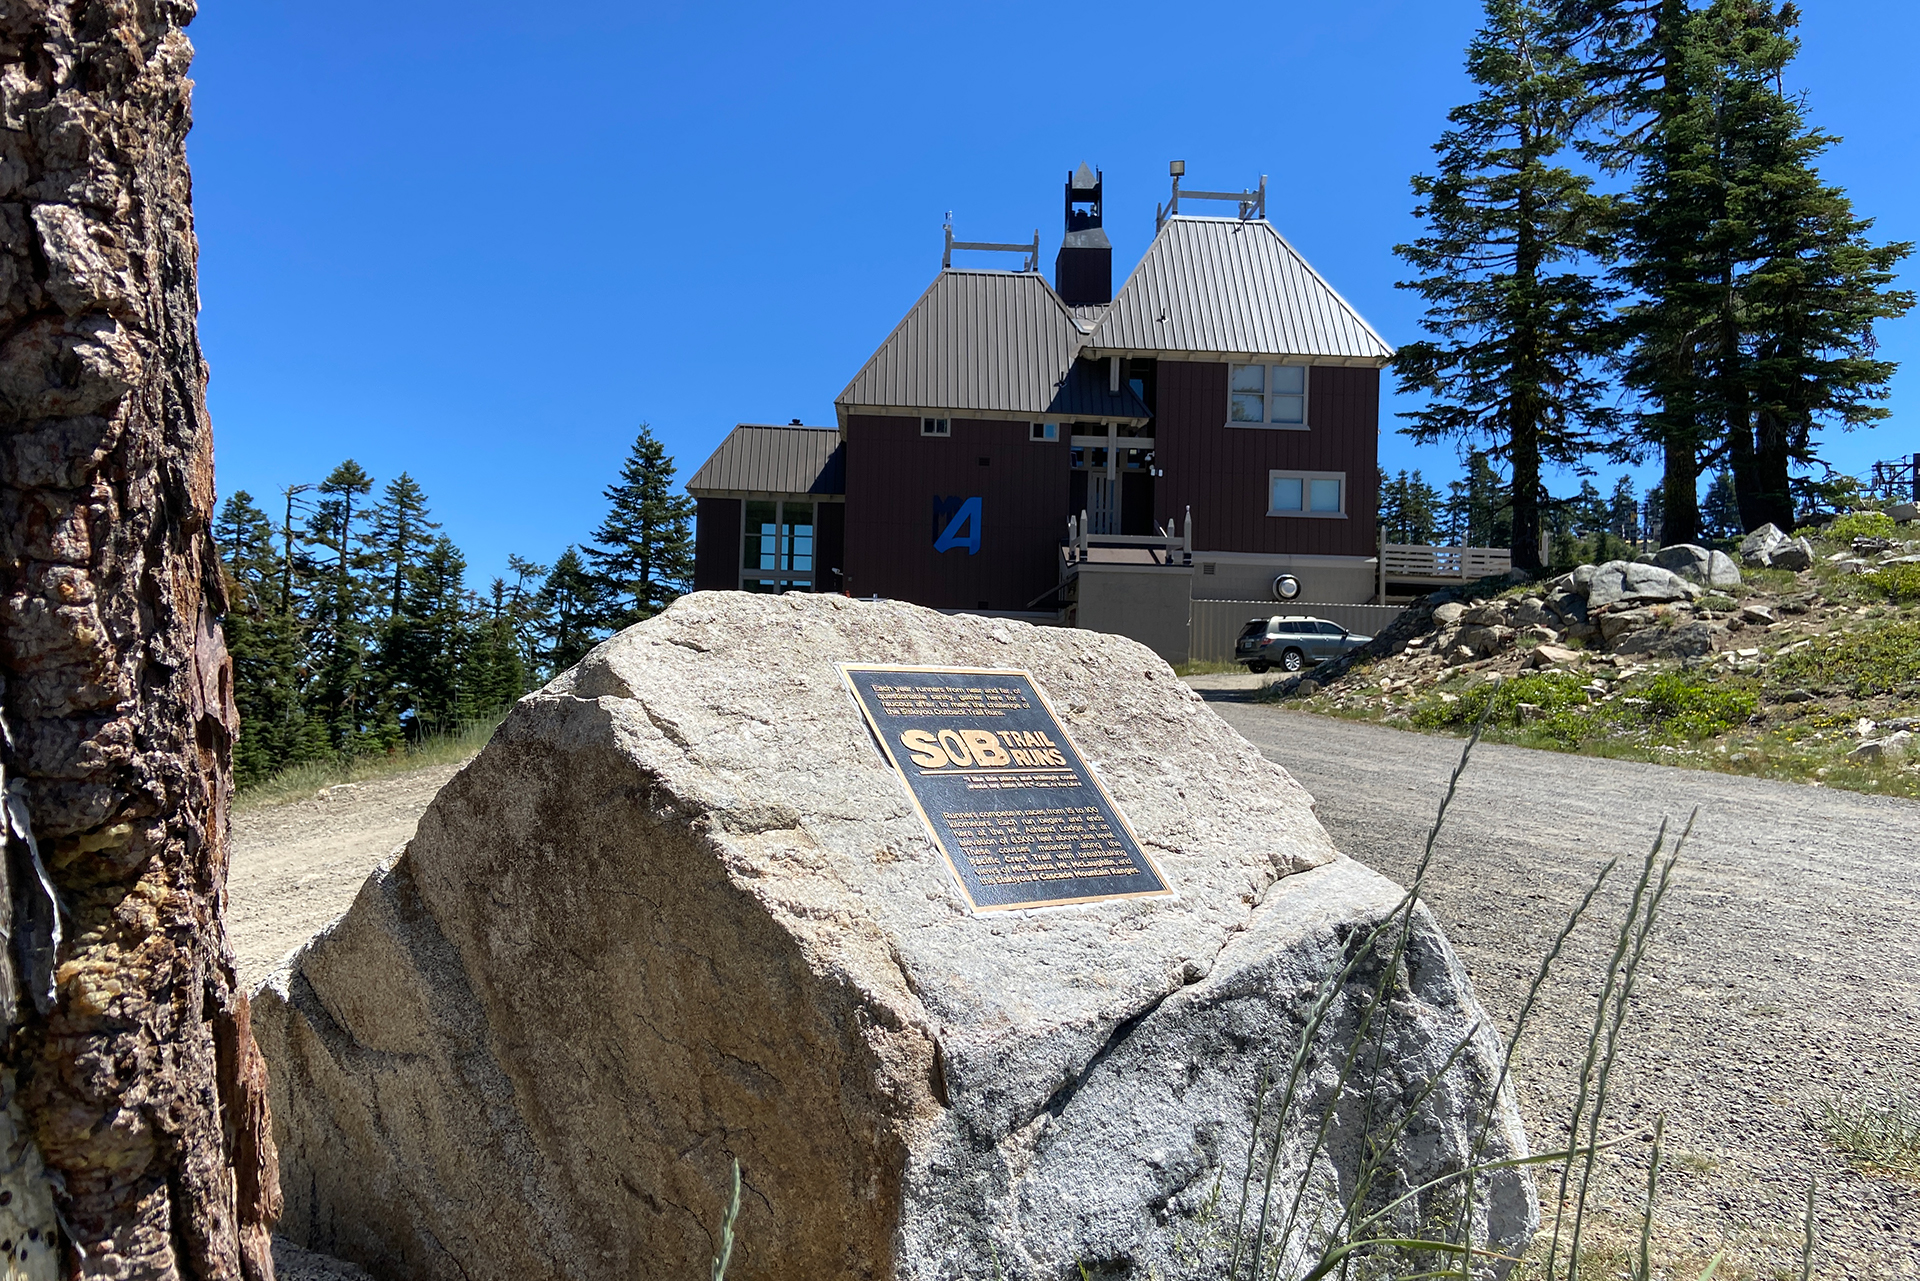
xmin=1851 ymin=564 xmax=1920 ymax=604
xmin=1407 ymin=669 xmax=1758 ymax=751
xmin=233 ymin=714 xmax=504 ymax=810
xmin=1769 ymin=621 xmax=1920 ymax=698
xmin=1816 ymin=1094 xmax=1920 ymax=1182
xmin=1175 ymin=659 xmax=1251 ymax=677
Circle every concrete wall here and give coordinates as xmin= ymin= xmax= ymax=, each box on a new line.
xmin=1190 ymin=553 xmax=1378 ymax=606
xmin=1189 ymin=600 xmax=1410 ymax=665
xmin=1071 ymin=566 xmax=1192 ymax=666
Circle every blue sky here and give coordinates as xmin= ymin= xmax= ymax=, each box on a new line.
xmin=190 ymin=1 xmax=1919 ymax=584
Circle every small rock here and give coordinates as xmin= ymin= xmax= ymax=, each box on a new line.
xmin=1511 ymin=597 xmax=1552 ymax=628
xmin=1848 ymin=740 xmax=1886 ymax=763
xmin=1597 ymin=607 xmax=1660 ymax=642
xmin=1739 ymin=522 xmax=1793 ymax=566
xmin=1296 ymin=678 xmax=1319 ymax=697
xmin=1432 ymin=602 xmax=1467 ymax=627
xmin=1516 ymin=702 xmax=1545 ymax=723
xmin=1739 ymin=605 xmax=1775 ymax=625
xmin=1523 ymin=624 xmax=1559 ymax=645
xmin=1769 ymin=537 xmax=1815 ymax=572
xmin=1463 ymin=603 xmax=1508 ymax=628
xmin=1531 ymin=644 xmax=1582 ymax=668
xmin=1611 ymin=620 xmax=1727 ymax=659
xmin=1778 ymin=689 xmax=1816 ymax=703
xmin=1545 ymin=593 xmax=1588 ymax=627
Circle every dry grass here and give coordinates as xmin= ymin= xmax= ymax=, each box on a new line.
xmin=233 ymin=714 xmax=503 ymax=811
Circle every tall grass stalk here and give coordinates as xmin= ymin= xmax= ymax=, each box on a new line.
xmin=711 ymin=1158 xmax=741 ymax=1281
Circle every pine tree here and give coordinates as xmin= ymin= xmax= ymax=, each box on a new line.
xmin=538 ymin=547 xmax=608 ymax=673
xmin=304 ymin=460 xmax=377 ymax=750
xmin=1607 ymin=474 xmax=1640 ymax=540
xmin=1700 ymin=468 xmax=1741 ymax=538
xmin=587 ymin=426 xmax=695 ymax=629
xmin=460 ymin=580 xmax=527 ymax=715
xmin=215 ymin=492 xmax=309 ymax=785
xmin=369 ymin=471 xmax=441 ymax=618
xmin=1394 ymin=0 xmax=1620 ymax=571
xmin=393 ymin=535 xmax=469 ymax=734
xmin=504 ymin=554 xmax=550 ymax=678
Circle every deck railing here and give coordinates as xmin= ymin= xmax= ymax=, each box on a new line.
xmin=1065 ymin=506 xmax=1193 ymax=566
xmin=1380 ymin=542 xmax=1513 ymax=580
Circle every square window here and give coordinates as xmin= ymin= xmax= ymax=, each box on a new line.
xmin=1030 ymin=422 xmax=1059 ymax=441
xmin=1270 ymin=364 xmax=1306 ymax=395
xmin=1231 ymin=394 xmax=1266 ymax=423
xmin=1310 ymin=478 xmax=1342 ymax=512
xmin=921 ymin=417 xmax=951 ymax=437
xmin=1270 ymin=394 xmax=1306 ymax=425
xmin=1270 ymin=476 xmax=1304 ymax=511
xmin=1229 ymin=363 xmax=1311 ymax=428
xmin=1230 ymin=364 xmax=1266 ymax=393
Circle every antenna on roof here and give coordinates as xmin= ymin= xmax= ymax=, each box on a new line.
xmin=1156 ymin=162 xmax=1266 ymax=232
xmin=942 ymin=220 xmax=1041 ymax=272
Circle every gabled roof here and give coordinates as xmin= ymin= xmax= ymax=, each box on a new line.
xmin=686 ymin=424 xmax=844 ymax=499
xmin=1088 ymin=217 xmax=1394 ymax=364
xmin=835 ymin=270 xmax=1149 ymax=425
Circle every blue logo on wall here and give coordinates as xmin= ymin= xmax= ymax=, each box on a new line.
xmin=933 ymin=496 xmax=982 ymax=555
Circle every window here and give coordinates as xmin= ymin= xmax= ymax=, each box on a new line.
xmin=742 ymin=500 xmax=817 ymax=590
xmin=1228 ymin=363 xmax=1310 ymax=429
xmin=921 ymin=417 xmax=951 ymax=437
xmin=1030 ymin=422 xmax=1059 ymax=442
xmin=1268 ymin=470 xmax=1346 ymax=518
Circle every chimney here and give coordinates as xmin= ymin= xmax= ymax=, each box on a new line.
xmin=1053 ymin=163 xmax=1112 ymax=306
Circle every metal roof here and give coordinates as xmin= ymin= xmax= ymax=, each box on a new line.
xmin=835 ymin=270 xmax=1147 ymax=424
xmin=1048 ymin=357 xmax=1150 ymax=421
xmin=1088 ymin=217 xmax=1394 ymax=364
xmin=686 ymin=424 xmax=845 ymax=498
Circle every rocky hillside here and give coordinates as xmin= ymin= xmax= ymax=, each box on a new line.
xmin=1266 ymin=512 xmax=1920 ymax=798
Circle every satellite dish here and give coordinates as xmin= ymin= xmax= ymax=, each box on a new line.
xmin=1273 ymin=574 xmax=1301 ymax=601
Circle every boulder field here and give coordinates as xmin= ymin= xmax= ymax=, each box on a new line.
xmin=253 ymin=593 xmax=1532 ymax=1281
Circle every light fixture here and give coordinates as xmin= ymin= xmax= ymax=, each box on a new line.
xmin=1169 ymin=160 xmax=1186 ymax=177
xmin=1273 ymin=574 xmax=1301 ymax=602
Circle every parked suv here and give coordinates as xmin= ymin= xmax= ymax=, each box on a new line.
xmin=1235 ymin=616 xmax=1373 ymax=673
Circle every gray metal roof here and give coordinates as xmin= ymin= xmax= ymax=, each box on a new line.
xmin=1088 ymin=217 xmax=1394 ymax=364
xmin=835 ymin=270 xmax=1147 ymax=424
xmin=1048 ymin=358 xmax=1150 ymax=421
xmin=686 ymin=424 xmax=845 ymax=498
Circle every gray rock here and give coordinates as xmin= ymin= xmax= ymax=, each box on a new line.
xmin=1545 ymin=593 xmax=1589 ymax=627
xmin=1597 ymin=606 xmax=1659 ymax=643
xmin=1769 ymin=537 xmax=1815 ymax=572
xmin=1528 ymin=644 xmax=1583 ymax=669
xmin=273 ymin=1239 xmax=374 ymax=1281
xmin=1432 ymin=601 xmax=1468 ymax=627
xmin=1610 ymin=621 xmax=1727 ymax=659
xmin=1511 ymin=597 xmax=1551 ymax=628
xmin=1584 ymin=561 xmax=1702 ymax=610
xmin=1458 ymin=624 xmax=1515 ymax=656
xmin=1740 ymin=523 xmax=1792 ymax=566
xmin=1651 ymin=544 xmax=1742 ymax=590
xmin=252 ymin=594 xmax=1534 ymax=1281
xmin=1740 ymin=605 xmax=1776 ymax=626
xmin=1463 ymin=602 xmax=1509 ymax=627
xmin=1888 ymin=502 xmax=1919 ymax=523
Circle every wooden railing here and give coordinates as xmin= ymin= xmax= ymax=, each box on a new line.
xmin=1065 ymin=506 xmax=1193 ymax=566
xmin=1380 ymin=542 xmax=1512 ymax=581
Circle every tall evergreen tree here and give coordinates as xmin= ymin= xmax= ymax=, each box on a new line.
xmin=1607 ymin=473 xmax=1640 ymax=540
xmin=461 ymin=580 xmax=528 ymax=715
xmin=1394 ymin=0 xmax=1620 ymax=571
xmin=587 ymin=425 xmax=695 ymax=628
xmin=216 ymin=492 xmax=313 ymax=784
xmin=1700 ymin=468 xmax=1742 ymax=538
xmin=304 ymin=460 xmax=377 ymax=750
xmin=538 ymin=547 xmax=608 ymax=673
xmin=504 ymin=554 xmax=551 ymax=677
xmin=369 ymin=471 xmax=441 ymax=617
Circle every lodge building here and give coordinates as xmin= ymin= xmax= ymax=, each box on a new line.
xmin=687 ymin=164 xmax=1395 ymax=662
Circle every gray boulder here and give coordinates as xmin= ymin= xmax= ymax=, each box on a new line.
xmin=1769 ymin=536 xmax=1815 ymax=572
xmin=1458 ymin=623 xmax=1515 ymax=657
xmin=1740 ymin=523 xmax=1792 ymax=565
xmin=1651 ymin=544 xmax=1742 ymax=590
xmin=1432 ymin=601 xmax=1468 ymax=627
xmin=1511 ymin=597 xmax=1552 ymax=628
xmin=1888 ymin=501 xmax=1919 ymax=523
xmin=1611 ymin=621 xmax=1727 ymax=659
xmin=1583 ymin=560 xmax=1703 ymax=610
xmin=1597 ymin=606 xmax=1660 ymax=643
xmin=252 ymin=594 xmax=1535 ymax=1281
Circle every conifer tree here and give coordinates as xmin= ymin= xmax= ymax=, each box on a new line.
xmin=504 ymin=554 xmax=550 ymax=676
xmin=304 ymin=460 xmax=377 ymax=750
xmin=216 ymin=492 xmax=309 ymax=784
xmin=369 ymin=471 xmax=441 ymax=617
xmin=1394 ymin=0 xmax=1619 ymax=571
xmin=1700 ymin=468 xmax=1742 ymax=538
xmin=538 ymin=548 xmax=608 ymax=673
xmin=587 ymin=425 xmax=695 ymax=628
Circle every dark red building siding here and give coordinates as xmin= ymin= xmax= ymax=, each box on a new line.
xmin=1153 ymin=361 xmax=1378 ymax=558
xmin=693 ymin=497 xmax=742 ymax=591
xmin=842 ymin=415 xmax=1071 ymax=609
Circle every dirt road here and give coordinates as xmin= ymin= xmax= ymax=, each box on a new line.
xmin=1190 ymin=676 xmax=1920 ymax=1276
xmin=228 ymin=687 xmax=1918 ymax=1274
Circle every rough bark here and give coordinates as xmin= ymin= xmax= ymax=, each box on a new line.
xmin=0 ymin=3 xmax=279 ymax=1277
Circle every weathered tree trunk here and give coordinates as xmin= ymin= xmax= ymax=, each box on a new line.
xmin=0 ymin=3 xmax=279 ymax=1277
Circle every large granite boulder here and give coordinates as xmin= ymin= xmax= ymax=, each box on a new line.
xmin=1649 ymin=543 xmax=1741 ymax=590
xmin=1574 ymin=560 xmax=1703 ymax=610
xmin=253 ymin=594 xmax=1533 ymax=1281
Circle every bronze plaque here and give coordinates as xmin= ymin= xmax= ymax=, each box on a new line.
xmin=840 ymin=664 xmax=1173 ymax=913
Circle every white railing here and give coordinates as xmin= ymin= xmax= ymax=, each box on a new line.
xmin=1066 ymin=505 xmax=1193 ymax=566
xmin=1380 ymin=542 xmax=1512 ymax=581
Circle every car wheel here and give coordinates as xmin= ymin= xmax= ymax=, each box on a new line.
xmin=1281 ymin=647 xmax=1306 ymax=672
xmin=1248 ymin=661 xmax=1270 ymax=674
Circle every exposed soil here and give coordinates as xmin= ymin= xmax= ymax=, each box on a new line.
xmin=227 ymin=691 xmax=1919 ymax=1277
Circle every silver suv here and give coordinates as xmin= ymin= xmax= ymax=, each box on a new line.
xmin=1235 ymin=615 xmax=1373 ymax=673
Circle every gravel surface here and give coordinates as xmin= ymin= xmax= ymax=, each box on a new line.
xmin=229 ymin=762 xmax=466 ymax=989
xmin=226 ymin=684 xmax=1917 ymax=1276
xmin=1188 ymin=674 xmax=1919 ymax=1278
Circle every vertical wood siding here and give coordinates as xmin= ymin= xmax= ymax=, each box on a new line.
xmin=1154 ymin=361 xmax=1378 ymax=557
xmin=693 ymin=497 xmax=742 ymax=590
xmin=843 ymin=414 xmax=1071 ymax=609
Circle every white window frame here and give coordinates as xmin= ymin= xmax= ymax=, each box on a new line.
xmin=1267 ymin=469 xmax=1347 ymax=519
xmin=1030 ymin=421 xmax=1060 ymax=442
xmin=921 ymin=417 xmax=951 ymax=437
xmin=1227 ymin=362 xmax=1310 ymax=430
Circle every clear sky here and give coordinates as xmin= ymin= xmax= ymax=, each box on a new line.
xmin=188 ymin=1 xmax=1920 ymax=585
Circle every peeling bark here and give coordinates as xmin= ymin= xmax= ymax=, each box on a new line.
xmin=0 ymin=3 xmax=279 ymax=1277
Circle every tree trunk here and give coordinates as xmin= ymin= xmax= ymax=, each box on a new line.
xmin=0 ymin=5 xmax=279 ymax=1277
xmin=1752 ymin=407 xmax=1798 ymax=531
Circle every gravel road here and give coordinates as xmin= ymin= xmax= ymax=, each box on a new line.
xmin=227 ymin=687 xmax=1917 ymax=1276
xmin=1189 ymin=675 xmax=1920 ymax=1277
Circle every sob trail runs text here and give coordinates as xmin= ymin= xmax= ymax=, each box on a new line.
xmin=840 ymin=664 xmax=1173 ymax=913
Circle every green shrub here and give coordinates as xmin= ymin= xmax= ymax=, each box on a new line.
xmin=1855 ymin=563 xmax=1920 ymax=604
xmin=1632 ymin=671 xmax=1758 ymax=742
xmin=1410 ymin=671 xmax=1594 ymax=736
xmin=1823 ymin=511 xmax=1897 ymax=543
xmin=1771 ymin=622 xmax=1920 ymax=697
